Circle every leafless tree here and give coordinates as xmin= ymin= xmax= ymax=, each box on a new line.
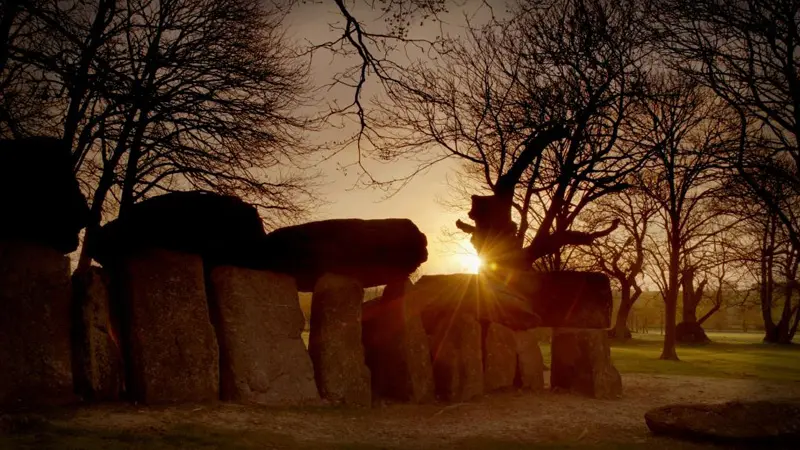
xmin=362 ymin=0 xmax=654 ymax=274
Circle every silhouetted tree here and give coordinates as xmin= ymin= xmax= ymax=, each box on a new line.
xmin=638 ymin=75 xmax=732 ymax=359
xmin=579 ymin=185 xmax=657 ymax=339
xmin=369 ymin=0 xmax=652 ymax=272
xmin=1 ymin=0 xmax=317 ymax=269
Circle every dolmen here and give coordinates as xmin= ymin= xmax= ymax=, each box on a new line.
xmin=86 ymin=192 xmax=430 ymax=407
xmin=0 ymin=137 xmax=90 ymax=408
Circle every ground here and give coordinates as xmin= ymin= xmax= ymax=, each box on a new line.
xmin=2 ymin=332 xmax=799 ymax=449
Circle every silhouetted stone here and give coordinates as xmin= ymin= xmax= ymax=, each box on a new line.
xmin=514 ymin=329 xmax=545 ymax=391
xmin=483 ymin=323 xmax=517 ymax=392
xmin=0 ymin=137 xmax=89 ymax=253
xmin=0 ymin=241 xmax=74 ymax=407
xmin=261 ymin=219 xmax=428 ymax=291
xmin=645 ymin=401 xmax=800 ymax=444
xmin=208 ymin=266 xmax=318 ymax=405
xmin=428 ymin=314 xmax=483 ymax=402
xmin=550 ymin=328 xmax=621 ymax=399
xmin=89 ymin=191 xmax=266 ymax=268
xmin=409 ymin=271 xmax=612 ymax=331
xmin=675 ymin=321 xmax=711 ymax=344
xmin=309 ymin=274 xmax=371 ymax=407
xmin=71 ymin=267 xmax=123 ymax=401
xmin=362 ymin=280 xmax=435 ymax=403
xmin=119 ymin=249 xmax=219 ymax=403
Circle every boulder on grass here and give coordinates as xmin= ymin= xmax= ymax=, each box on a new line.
xmin=0 ymin=137 xmax=90 ymax=254
xmin=0 ymin=241 xmax=75 ymax=407
xmin=514 ymin=329 xmax=544 ymax=391
xmin=427 ymin=314 xmax=483 ymax=402
xmin=260 ymin=219 xmax=428 ymax=291
xmin=119 ymin=248 xmax=219 ymax=403
xmin=309 ymin=274 xmax=371 ymax=407
xmin=71 ymin=267 xmax=123 ymax=401
xmin=362 ymin=279 xmax=435 ymax=403
xmin=89 ymin=191 xmax=267 ymax=268
xmin=645 ymin=401 xmax=800 ymax=445
xmin=208 ymin=266 xmax=318 ymax=405
xmin=550 ymin=328 xmax=621 ymax=399
xmin=483 ymin=323 xmax=517 ymax=392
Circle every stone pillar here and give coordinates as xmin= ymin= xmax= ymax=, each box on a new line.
xmin=0 ymin=241 xmax=74 ymax=407
xmin=428 ymin=313 xmax=483 ymax=402
xmin=551 ymin=328 xmax=622 ymax=399
xmin=514 ymin=329 xmax=545 ymax=391
xmin=362 ymin=279 xmax=435 ymax=403
xmin=119 ymin=248 xmax=219 ymax=403
xmin=208 ymin=266 xmax=318 ymax=405
xmin=309 ymin=273 xmax=370 ymax=406
xmin=483 ymin=322 xmax=517 ymax=392
xmin=71 ymin=266 xmax=123 ymax=401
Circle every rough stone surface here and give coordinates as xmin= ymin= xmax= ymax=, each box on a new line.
xmin=0 ymin=137 xmax=90 ymax=253
xmin=71 ymin=267 xmax=124 ymax=401
xmin=261 ymin=219 xmax=428 ymax=291
xmin=119 ymin=249 xmax=219 ymax=403
xmin=483 ymin=323 xmax=517 ymax=392
xmin=309 ymin=274 xmax=371 ymax=407
xmin=0 ymin=241 xmax=75 ymax=407
xmin=409 ymin=271 xmax=612 ymax=332
xmin=551 ymin=328 xmax=622 ymax=399
xmin=208 ymin=266 xmax=318 ymax=405
xmin=645 ymin=401 xmax=800 ymax=444
xmin=514 ymin=329 xmax=545 ymax=391
xmin=362 ymin=280 xmax=435 ymax=403
xmin=89 ymin=191 xmax=266 ymax=268
xmin=675 ymin=321 xmax=711 ymax=344
xmin=427 ymin=314 xmax=483 ymax=402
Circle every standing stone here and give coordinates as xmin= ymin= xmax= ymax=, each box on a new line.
xmin=72 ymin=267 xmax=123 ymax=401
xmin=309 ymin=274 xmax=370 ymax=407
xmin=483 ymin=322 xmax=517 ymax=392
xmin=428 ymin=314 xmax=483 ymax=402
xmin=551 ymin=328 xmax=622 ymax=399
xmin=514 ymin=329 xmax=544 ymax=391
xmin=208 ymin=266 xmax=318 ymax=405
xmin=0 ymin=241 xmax=74 ymax=407
xmin=362 ymin=280 xmax=435 ymax=403
xmin=119 ymin=249 xmax=218 ymax=403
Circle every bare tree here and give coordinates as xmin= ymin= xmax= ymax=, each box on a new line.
xmin=579 ymin=185 xmax=657 ymax=339
xmin=638 ymin=75 xmax=732 ymax=360
xmin=366 ymin=0 xmax=652 ymax=273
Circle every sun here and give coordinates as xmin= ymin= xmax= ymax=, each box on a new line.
xmin=460 ymin=251 xmax=483 ymax=274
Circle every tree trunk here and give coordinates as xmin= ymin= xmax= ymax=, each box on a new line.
xmin=611 ymin=284 xmax=633 ymax=340
xmin=762 ymin=218 xmax=778 ymax=343
xmin=660 ymin=220 xmax=680 ymax=361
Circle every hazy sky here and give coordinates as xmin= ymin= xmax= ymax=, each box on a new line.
xmin=284 ymin=1 xmax=500 ymax=274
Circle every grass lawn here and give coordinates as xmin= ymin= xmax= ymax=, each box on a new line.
xmin=540 ymin=331 xmax=800 ymax=382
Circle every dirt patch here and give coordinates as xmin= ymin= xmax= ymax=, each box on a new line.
xmin=5 ymin=373 xmax=800 ymax=449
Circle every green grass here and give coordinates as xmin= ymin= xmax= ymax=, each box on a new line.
xmin=540 ymin=331 xmax=800 ymax=381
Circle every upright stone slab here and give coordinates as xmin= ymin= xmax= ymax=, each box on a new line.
xmin=72 ymin=267 xmax=123 ymax=401
xmin=514 ymin=329 xmax=544 ymax=391
xmin=0 ymin=241 xmax=74 ymax=407
xmin=428 ymin=314 xmax=483 ymax=402
xmin=483 ymin=322 xmax=517 ymax=392
xmin=309 ymin=274 xmax=370 ymax=406
xmin=551 ymin=328 xmax=621 ymax=399
xmin=120 ymin=249 xmax=219 ymax=403
xmin=208 ymin=266 xmax=318 ymax=405
xmin=362 ymin=280 xmax=435 ymax=403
